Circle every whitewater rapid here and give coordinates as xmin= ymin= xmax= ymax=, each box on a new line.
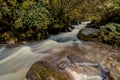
xmin=0 ymin=22 xmax=92 ymax=80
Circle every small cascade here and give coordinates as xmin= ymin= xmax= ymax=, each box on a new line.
xmin=49 ymin=21 xmax=90 ymax=42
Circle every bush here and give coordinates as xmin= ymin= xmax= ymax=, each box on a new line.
xmin=86 ymin=0 xmax=120 ymax=30
xmin=0 ymin=0 xmax=52 ymax=42
xmin=100 ymin=23 xmax=120 ymax=46
xmin=99 ymin=0 xmax=120 ymax=24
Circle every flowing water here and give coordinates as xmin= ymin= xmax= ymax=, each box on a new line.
xmin=0 ymin=21 xmax=107 ymax=80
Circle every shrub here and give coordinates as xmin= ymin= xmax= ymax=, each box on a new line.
xmin=0 ymin=0 xmax=52 ymax=42
xmin=100 ymin=23 xmax=120 ymax=46
xmin=99 ymin=0 xmax=120 ymax=24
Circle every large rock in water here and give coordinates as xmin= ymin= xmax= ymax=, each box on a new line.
xmin=25 ymin=41 xmax=120 ymax=80
xmin=26 ymin=59 xmax=110 ymax=80
xmin=77 ymin=28 xmax=100 ymax=41
xmin=26 ymin=61 xmax=69 ymax=80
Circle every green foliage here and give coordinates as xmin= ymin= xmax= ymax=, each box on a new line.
xmin=87 ymin=0 xmax=120 ymax=46
xmin=100 ymin=23 xmax=120 ymax=46
xmin=78 ymin=0 xmax=120 ymax=46
xmin=1 ymin=0 xmax=119 ymax=43
xmin=0 ymin=0 xmax=52 ymax=42
xmin=86 ymin=0 xmax=120 ymax=30
xmin=1 ymin=0 xmax=89 ymax=43
xmin=46 ymin=0 xmax=86 ymax=29
xmin=15 ymin=1 xmax=52 ymax=29
xmin=98 ymin=0 xmax=120 ymax=24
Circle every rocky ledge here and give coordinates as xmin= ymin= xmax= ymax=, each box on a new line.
xmin=26 ymin=42 xmax=120 ymax=80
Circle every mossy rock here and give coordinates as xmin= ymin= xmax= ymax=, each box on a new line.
xmin=77 ymin=28 xmax=100 ymax=41
xmin=26 ymin=61 xmax=69 ymax=80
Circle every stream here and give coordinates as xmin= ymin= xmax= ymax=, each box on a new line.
xmin=0 ymin=21 xmax=119 ymax=80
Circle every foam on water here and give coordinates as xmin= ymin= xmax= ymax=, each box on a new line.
xmin=0 ymin=46 xmax=49 ymax=80
xmin=66 ymin=68 xmax=102 ymax=80
xmin=0 ymin=46 xmax=6 ymax=53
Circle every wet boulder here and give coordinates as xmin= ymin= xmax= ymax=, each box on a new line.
xmin=26 ymin=60 xmax=111 ymax=80
xmin=77 ymin=28 xmax=100 ymax=41
xmin=26 ymin=61 xmax=69 ymax=80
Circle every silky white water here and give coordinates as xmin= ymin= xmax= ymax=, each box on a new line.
xmin=0 ymin=21 xmax=102 ymax=80
xmin=66 ymin=68 xmax=102 ymax=80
